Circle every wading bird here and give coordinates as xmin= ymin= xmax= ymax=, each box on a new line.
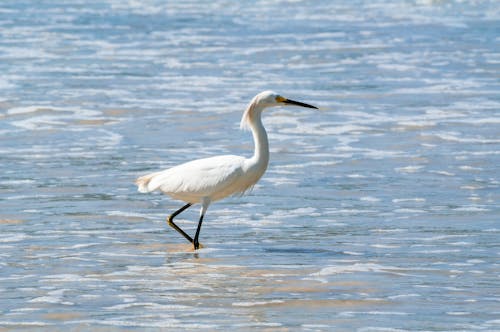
xmin=136 ymin=91 xmax=317 ymax=249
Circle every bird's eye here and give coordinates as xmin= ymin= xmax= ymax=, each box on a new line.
xmin=275 ymin=96 xmax=286 ymax=103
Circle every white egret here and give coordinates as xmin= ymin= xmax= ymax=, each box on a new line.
xmin=136 ymin=91 xmax=317 ymax=249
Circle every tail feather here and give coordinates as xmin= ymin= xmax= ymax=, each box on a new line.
xmin=135 ymin=172 xmax=160 ymax=193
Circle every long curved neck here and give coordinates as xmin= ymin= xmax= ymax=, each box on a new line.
xmin=249 ymin=110 xmax=269 ymax=168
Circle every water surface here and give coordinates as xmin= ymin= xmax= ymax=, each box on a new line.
xmin=1 ymin=1 xmax=499 ymax=330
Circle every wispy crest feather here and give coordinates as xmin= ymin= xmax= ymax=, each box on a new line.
xmin=239 ymin=95 xmax=258 ymax=131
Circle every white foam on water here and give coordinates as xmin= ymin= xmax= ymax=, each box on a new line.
xmin=70 ymin=318 xmax=203 ymax=329
xmin=41 ymin=274 xmax=97 ymax=283
xmin=416 ymin=249 xmax=461 ymax=254
xmin=377 ymin=63 xmax=416 ymax=72
xmin=106 ymin=210 xmax=147 ymax=218
xmin=0 ymin=179 xmax=36 ymax=186
xmin=9 ymin=307 xmax=39 ymax=313
xmin=0 ymin=321 xmax=49 ymax=327
xmin=232 ymin=300 xmax=284 ymax=307
xmin=393 ymin=208 xmax=425 ymax=214
xmin=429 ymin=170 xmax=455 ymax=176
xmin=394 ymin=165 xmax=424 ymax=173
xmin=348 ymin=174 xmax=367 ymax=179
xmin=28 ymin=289 xmax=73 ymax=306
xmin=0 ymin=233 xmax=29 ymax=243
xmin=264 ymin=176 xmax=299 ymax=186
xmin=302 ymin=324 xmax=332 ymax=329
xmin=6 ymin=105 xmax=110 ymax=131
xmin=371 ymin=244 xmax=400 ymax=249
xmin=312 ymin=263 xmax=407 ymax=276
xmin=392 ymin=198 xmax=426 ymax=203
xmin=360 ymin=196 xmax=381 ymax=202
xmin=446 ymin=311 xmax=471 ymax=316
xmin=105 ymin=302 xmax=190 ymax=311
xmin=388 ymin=294 xmax=421 ymax=300
xmin=357 ymin=327 xmax=409 ymax=332
xmin=434 ymin=132 xmax=500 ymax=144
xmin=372 ymin=228 xmax=407 ymax=233
xmin=343 ymin=251 xmax=364 ymax=256
xmin=59 ymin=243 xmax=101 ymax=250
xmin=458 ymin=165 xmax=483 ymax=171
xmin=365 ymin=311 xmax=410 ymax=316
xmin=454 ymin=206 xmax=490 ymax=212
xmin=283 ymin=123 xmax=374 ymax=136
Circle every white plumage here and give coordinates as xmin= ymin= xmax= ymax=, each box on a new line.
xmin=136 ymin=90 xmax=317 ymax=249
xmin=137 ymin=155 xmax=254 ymax=202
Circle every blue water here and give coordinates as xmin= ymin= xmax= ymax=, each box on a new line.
xmin=1 ymin=1 xmax=499 ymax=330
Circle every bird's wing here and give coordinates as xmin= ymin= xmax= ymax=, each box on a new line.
xmin=140 ymin=155 xmax=247 ymax=200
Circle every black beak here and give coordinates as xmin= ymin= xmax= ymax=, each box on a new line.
xmin=283 ymin=98 xmax=318 ymax=109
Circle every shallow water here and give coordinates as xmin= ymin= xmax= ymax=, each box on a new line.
xmin=1 ymin=0 xmax=499 ymax=330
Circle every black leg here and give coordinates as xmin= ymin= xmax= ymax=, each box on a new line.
xmin=167 ymin=203 xmax=193 ymax=243
xmin=193 ymin=214 xmax=204 ymax=250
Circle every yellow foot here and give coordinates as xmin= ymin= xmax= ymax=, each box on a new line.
xmin=193 ymin=242 xmax=204 ymax=251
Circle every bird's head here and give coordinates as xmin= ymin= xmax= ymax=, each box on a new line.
xmin=240 ymin=90 xmax=318 ymax=130
xmin=253 ymin=90 xmax=318 ymax=109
